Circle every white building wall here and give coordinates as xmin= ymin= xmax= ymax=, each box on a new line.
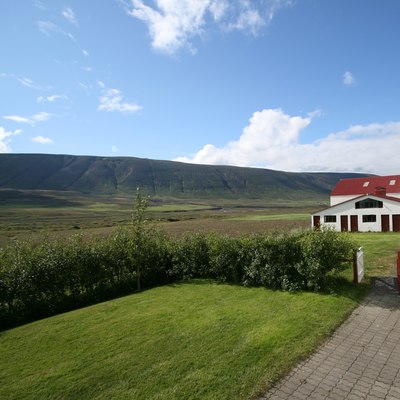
xmin=330 ymin=195 xmax=358 ymax=206
xmin=331 ymin=193 xmax=400 ymax=206
xmin=312 ymin=196 xmax=400 ymax=232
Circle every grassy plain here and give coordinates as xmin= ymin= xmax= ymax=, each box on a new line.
xmin=0 ymin=191 xmax=319 ymax=246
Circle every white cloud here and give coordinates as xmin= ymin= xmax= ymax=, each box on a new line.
xmin=227 ymin=1 xmax=265 ymax=35
xmin=0 ymin=127 xmax=21 ymax=153
xmin=82 ymin=49 xmax=90 ymax=57
xmin=112 ymin=145 xmax=118 ymax=153
xmin=343 ymin=70 xmax=355 ymax=86
xmin=17 ymin=77 xmax=44 ymax=90
xmin=37 ymin=94 xmax=66 ymax=103
xmin=37 ymin=21 xmax=75 ymax=41
xmin=32 ymin=112 xmax=52 ymax=122
xmin=78 ymin=82 xmax=90 ymax=92
xmin=176 ymin=109 xmax=310 ymax=166
xmin=31 ymin=136 xmax=54 ymax=144
xmin=174 ymin=108 xmax=400 ymax=175
xmin=18 ymin=77 xmax=33 ymax=87
xmin=3 ymin=115 xmax=32 ymax=124
xmin=98 ymin=84 xmax=142 ymax=114
xmin=35 ymin=1 xmax=46 ymax=10
xmin=82 ymin=66 xmax=93 ymax=72
xmin=126 ymin=0 xmax=292 ymax=55
xmin=62 ymin=7 xmax=78 ymax=26
xmin=4 ymin=112 xmax=52 ymax=125
xmin=209 ymin=0 xmax=228 ymax=21
xmin=1 ymin=74 xmax=48 ymax=91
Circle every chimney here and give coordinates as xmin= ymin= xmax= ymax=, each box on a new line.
xmin=375 ymin=186 xmax=387 ymax=196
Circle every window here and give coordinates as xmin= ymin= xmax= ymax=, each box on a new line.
xmin=363 ymin=181 xmax=370 ymax=187
xmin=362 ymin=215 xmax=376 ymax=223
xmin=390 ymin=179 xmax=396 ymax=186
xmin=355 ymin=198 xmax=383 ymax=209
xmin=324 ymin=215 xmax=337 ymax=223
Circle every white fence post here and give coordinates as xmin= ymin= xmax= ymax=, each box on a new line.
xmin=353 ymin=247 xmax=364 ymax=285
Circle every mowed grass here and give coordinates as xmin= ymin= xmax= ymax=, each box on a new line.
xmin=0 ymin=280 xmax=366 ymax=400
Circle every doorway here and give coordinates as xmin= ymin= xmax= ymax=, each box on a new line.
xmin=340 ymin=215 xmax=348 ymax=232
xmin=350 ymin=215 xmax=358 ymax=232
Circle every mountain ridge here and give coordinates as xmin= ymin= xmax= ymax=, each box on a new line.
xmin=0 ymin=153 xmax=371 ymax=200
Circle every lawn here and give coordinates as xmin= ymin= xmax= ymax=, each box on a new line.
xmin=353 ymin=232 xmax=400 ymax=276
xmin=0 ymin=280 xmax=366 ymax=400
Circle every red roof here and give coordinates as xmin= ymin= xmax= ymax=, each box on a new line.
xmin=331 ymin=175 xmax=400 ymax=196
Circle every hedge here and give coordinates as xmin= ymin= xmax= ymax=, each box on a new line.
xmin=0 ymin=227 xmax=356 ymax=330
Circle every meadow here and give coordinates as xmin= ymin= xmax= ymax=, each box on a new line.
xmin=0 ymin=192 xmax=399 ymax=399
xmin=0 ymin=193 xmax=316 ymax=246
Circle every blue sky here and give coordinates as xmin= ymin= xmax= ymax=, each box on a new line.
xmin=1 ymin=0 xmax=400 ymax=174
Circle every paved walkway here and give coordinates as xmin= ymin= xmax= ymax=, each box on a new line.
xmin=260 ymin=278 xmax=400 ymax=400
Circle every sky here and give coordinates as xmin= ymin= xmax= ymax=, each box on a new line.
xmin=1 ymin=0 xmax=400 ymax=175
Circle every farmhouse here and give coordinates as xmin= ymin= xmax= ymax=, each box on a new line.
xmin=312 ymin=175 xmax=400 ymax=232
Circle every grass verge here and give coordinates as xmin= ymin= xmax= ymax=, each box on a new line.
xmin=0 ymin=279 xmax=367 ymax=400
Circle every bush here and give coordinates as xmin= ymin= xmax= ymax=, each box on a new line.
xmin=242 ymin=233 xmax=303 ymax=290
xmin=208 ymin=234 xmax=246 ymax=283
xmin=169 ymin=233 xmax=211 ymax=280
xmin=298 ymin=227 xmax=356 ymax=290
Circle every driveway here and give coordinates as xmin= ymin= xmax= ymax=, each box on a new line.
xmin=260 ymin=278 xmax=400 ymax=399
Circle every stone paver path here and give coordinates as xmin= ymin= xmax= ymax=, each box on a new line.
xmin=260 ymin=278 xmax=400 ymax=400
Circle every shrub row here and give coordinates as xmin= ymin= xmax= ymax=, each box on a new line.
xmin=0 ymin=227 xmax=356 ymax=330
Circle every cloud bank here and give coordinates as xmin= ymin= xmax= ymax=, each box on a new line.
xmin=174 ymin=108 xmax=400 ymax=175
xmin=126 ymin=0 xmax=293 ymax=54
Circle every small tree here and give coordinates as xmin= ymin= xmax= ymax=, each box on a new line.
xmin=131 ymin=188 xmax=150 ymax=291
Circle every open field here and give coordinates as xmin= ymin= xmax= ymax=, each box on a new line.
xmin=0 ymin=279 xmax=367 ymax=400
xmin=0 ymin=191 xmax=323 ymax=247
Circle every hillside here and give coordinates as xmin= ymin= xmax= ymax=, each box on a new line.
xmin=0 ymin=153 xmax=369 ymax=200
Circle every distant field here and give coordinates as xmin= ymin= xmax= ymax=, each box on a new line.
xmin=0 ymin=280 xmax=367 ymax=400
xmin=148 ymin=204 xmax=215 ymax=212
xmin=0 ymin=192 xmax=320 ymax=247
xmin=228 ymin=213 xmax=310 ymax=221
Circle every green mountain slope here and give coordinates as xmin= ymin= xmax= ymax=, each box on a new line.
xmin=0 ymin=153 xmax=369 ymax=200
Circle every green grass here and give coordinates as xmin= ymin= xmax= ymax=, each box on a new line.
xmin=149 ymin=204 xmax=214 ymax=212
xmin=353 ymin=232 xmax=400 ymax=276
xmin=0 ymin=280 xmax=366 ymax=400
xmin=228 ymin=213 xmax=310 ymax=221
